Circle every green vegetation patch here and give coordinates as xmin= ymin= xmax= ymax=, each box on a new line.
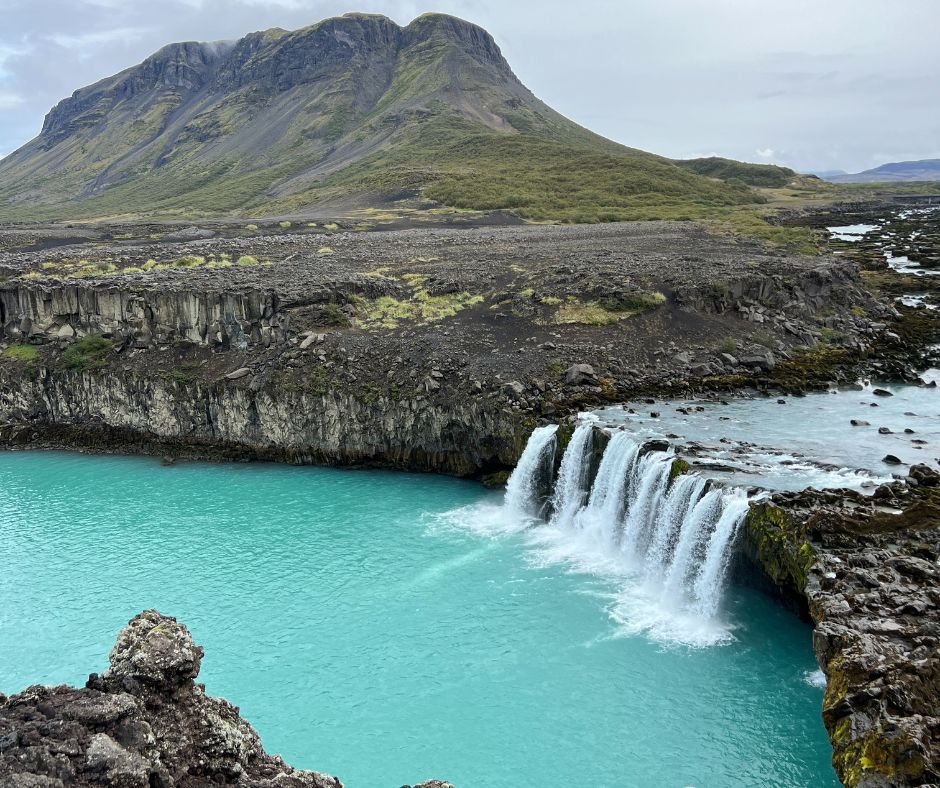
xmin=550 ymin=292 xmax=665 ymax=325
xmin=709 ymin=212 xmax=820 ymax=254
xmin=61 ymin=335 xmax=113 ymax=372
xmin=357 ymin=285 xmax=484 ymax=329
xmin=674 ymin=157 xmax=795 ymax=188
xmin=2 ymin=343 xmax=38 ymax=362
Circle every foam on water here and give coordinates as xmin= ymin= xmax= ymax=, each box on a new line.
xmin=805 ymin=669 xmax=828 ymax=689
xmin=448 ymin=425 xmax=752 ymax=647
xmin=827 ymin=223 xmax=878 ymax=241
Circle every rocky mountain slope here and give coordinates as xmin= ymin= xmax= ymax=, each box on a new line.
xmin=0 ymin=13 xmax=770 ymax=222
xmin=0 ymin=610 xmax=451 ymax=787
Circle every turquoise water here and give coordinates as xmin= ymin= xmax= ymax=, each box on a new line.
xmin=0 ymin=451 xmax=837 ymax=787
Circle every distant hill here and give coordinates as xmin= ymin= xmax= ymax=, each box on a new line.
xmin=825 ymin=159 xmax=940 ymax=183
xmin=673 ymin=157 xmax=797 ymax=188
xmin=0 ymin=13 xmax=768 ymax=222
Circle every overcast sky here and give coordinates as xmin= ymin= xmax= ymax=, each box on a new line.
xmin=0 ymin=0 xmax=937 ymax=173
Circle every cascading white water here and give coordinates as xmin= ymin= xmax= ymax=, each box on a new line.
xmin=549 ymin=422 xmax=594 ymax=528
xmin=620 ymin=452 xmax=674 ymax=563
xmin=645 ymin=474 xmax=707 ymax=581
xmin=692 ymin=489 xmax=751 ymax=618
xmin=573 ymin=431 xmax=640 ymax=545
xmin=505 ymin=424 xmax=751 ymax=643
xmin=503 ymin=424 xmax=558 ymax=517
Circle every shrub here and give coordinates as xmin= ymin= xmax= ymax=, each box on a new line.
xmin=61 ymin=335 xmax=112 ymax=372
xmin=321 ymin=303 xmax=349 ymax=327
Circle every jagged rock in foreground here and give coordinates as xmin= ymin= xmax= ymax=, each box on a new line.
xmin=0 ymin=611 xmax=449 ymax=787
xmin=745 ymin=467 xmax=940 ymax=787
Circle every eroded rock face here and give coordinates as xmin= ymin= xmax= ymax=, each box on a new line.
xmin=0 ymin=611 xmax=455 ymax=787
xmin=744 ymin=471 xmax=940 ymax=787
xmin=0 ymin=611 xmax=342 ymax=787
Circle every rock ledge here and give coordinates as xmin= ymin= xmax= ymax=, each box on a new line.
xmin=0 ymin=611 xmax=449 ymax=787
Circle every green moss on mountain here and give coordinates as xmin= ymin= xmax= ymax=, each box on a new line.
xmin=674 ymin=157 xmax=797 ymax=188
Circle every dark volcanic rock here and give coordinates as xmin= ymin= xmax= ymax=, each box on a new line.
xmin=564 ymin=363 xmax=598 ymax=386
xmin=0 ymin=611 xmax=452 ymax=787
xmin=745 ymin=481 xmax=940 ymax=787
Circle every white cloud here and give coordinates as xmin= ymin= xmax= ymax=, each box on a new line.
xmin=755 ymin=148 xmax=775 ymax=159
xmin=0 ymin=42 xmax=31 ymax=79
xmin=47 ymin=27 xmax=150 ymax=50
xmin=0 ymin=91 xmax=25 ymax=109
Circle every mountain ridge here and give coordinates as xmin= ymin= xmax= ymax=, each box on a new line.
xmin=823 ymin=158 xmax=940 ymax=183
xmin=0 ymin=12 xmax=773 ymax=221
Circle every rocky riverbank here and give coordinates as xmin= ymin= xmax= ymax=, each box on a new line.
xmin=744 ymin=467 xmax=940 ymax=787
xmin=2 ymin=220 xmax=927 ymax=475
xmin=0 ymin=610 xmax=451 ymax=788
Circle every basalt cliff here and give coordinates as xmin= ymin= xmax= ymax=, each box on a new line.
xmin=744 ymin=467 xmax=940 ymax=788
xmin=0 ymin=220 xmax=916 ymax=477
xmin=0 ymin=610 xmax=451 ymax=788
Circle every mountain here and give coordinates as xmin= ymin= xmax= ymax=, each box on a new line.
xmin=0 ymin=13 xmax=769 ymax=222
xmin=824 ymin=159 xmax=940 ymax=183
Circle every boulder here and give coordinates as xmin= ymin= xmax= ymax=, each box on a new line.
xmin=564 ymin=363 xmax=597 ymax=386
xmin=909 ymin=464 xmax=939 ymax=486
xmin=740 ymin=353 xmax=775 ymax=371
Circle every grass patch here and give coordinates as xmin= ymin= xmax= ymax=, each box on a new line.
xmin=600 ymin=291 xmax=666 ymax=312
xmin=552 ymin=300 xmax=623 ymax=325
xmin=709 ymin=211 xmax=820 ymax=254
xmin=551 ymin=292 xmax=664 ymax=324
xmin=2 ymin=344 xmax=38 ymax=362
xmin=61 ymin=335 xmax=112 ymax=372
xmin=358 ymin=290 xmax=484 ymax=329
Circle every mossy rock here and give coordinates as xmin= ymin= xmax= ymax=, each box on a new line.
xmin=481 ymin=470 xmax=511 ymax=489
xmin=669 ymin=457 xmax=690 ymax=482
xmin=745 ymin=501 xmax=815 ymax=594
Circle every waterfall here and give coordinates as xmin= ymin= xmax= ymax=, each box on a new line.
xmin=503 ymin=424 xmax=558 ymax=517
xmin=692 ymin=490 xmax=751 ymax=618
xmin=620 ymin=452 xmax=674 ymax=563
xmin=574 ymin=431 xmax=640 ymax=546
xmin=505 ymin=424 xmax=751 ymax=643
xmin=645 ymin=474 xmax=707 ymax=581
xmin=549 ymin=423 xmax=594 ymax=528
